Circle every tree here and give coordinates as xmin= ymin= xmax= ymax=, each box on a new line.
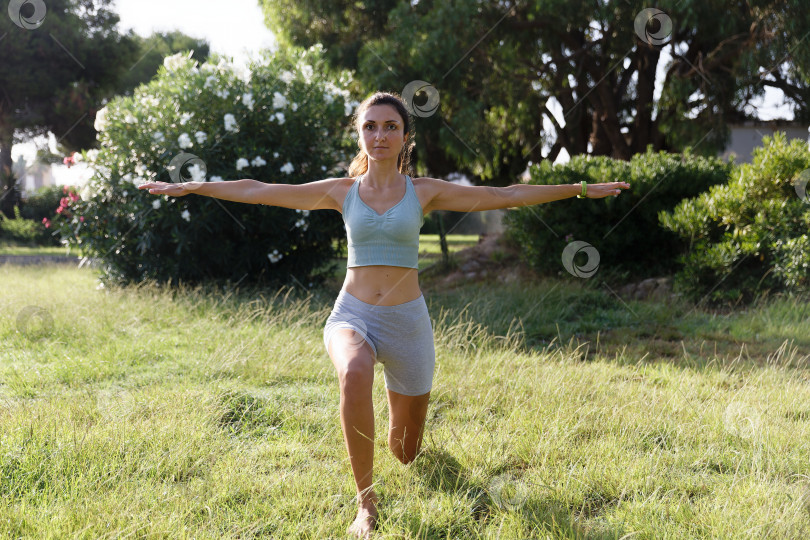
xmin=114 ymin=31 xmax=210 ymax=98
xmin=259 ymin=0 xmax=810 ymax=185
xmin=0 ymin=0 xmax=139 ymax=217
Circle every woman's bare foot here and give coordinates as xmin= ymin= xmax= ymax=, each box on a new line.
xmin=347 ymin=492 xmax=378 ymax=539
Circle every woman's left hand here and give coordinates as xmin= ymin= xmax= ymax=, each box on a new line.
xmin=585 ymin=181 xmax=631 ymax=199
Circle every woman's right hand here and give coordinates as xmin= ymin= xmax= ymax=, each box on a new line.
xmin=137 ymin=181 xmax=191 ymax=197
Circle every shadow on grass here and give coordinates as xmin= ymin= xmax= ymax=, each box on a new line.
xmin=404 ymin=447 xmax=632 ymax=539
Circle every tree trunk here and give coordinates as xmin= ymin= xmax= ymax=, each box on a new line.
xmin=437 ymin=212 xmax=449 ymax=268
xmin=0 ymin=126 xmax=19 ymax=219
xmin=632 ymin=47 xmax=660 ymax=154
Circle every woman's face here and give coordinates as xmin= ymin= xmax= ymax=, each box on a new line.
xmin=358 ymin=104 xmax=407 ymax=163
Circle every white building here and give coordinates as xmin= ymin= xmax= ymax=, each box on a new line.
xmin=720 ymin=121 xmax=808 ymax=163
xmin=13 ymin=156 xmax=56 ymax=196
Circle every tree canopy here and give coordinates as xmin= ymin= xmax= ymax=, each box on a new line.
xmin=260 ymin=0 xmax=810 ymax=185
xmin=0 ymin=0 xmax=209 ymax=217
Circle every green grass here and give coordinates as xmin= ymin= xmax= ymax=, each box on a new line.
xmin=0 ymin=240 xmax=66 ymax=256
xmin=1 ymin=264 xmax=809 ymax=538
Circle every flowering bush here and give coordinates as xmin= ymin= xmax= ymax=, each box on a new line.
xmin=53 ymin=45 xmax=359 ymax=287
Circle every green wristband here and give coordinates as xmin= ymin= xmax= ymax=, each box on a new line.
xmin=576 ymin=181 xmax=587 ymax=199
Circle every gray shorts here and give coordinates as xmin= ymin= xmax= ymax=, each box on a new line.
xmin=323 ymin=289 xmax=435 ymax=396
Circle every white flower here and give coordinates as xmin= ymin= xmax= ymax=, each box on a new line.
xmin=94 ymin=107 xmax=109 ymax=132
xmin=124 ymin=114 xmax=137 ymax=124
xmin=86 ymin=149 xmax=99 ymax=163
xmin=280 ymin=162 xmax=294 ymax=175
xmin=242 ymin=92 xmax=255 ymax=110
xmin=152 ymin=199 xmax=161 ymax=210
xmin=123 ymin=173 xmax=133 ymax=182
xmin=236 ymin=158 xmax=250 ymax=171
xmin=273 ymin=152 xmax=279 ymax=158
xmin=216 ymin=89 xmax=230 ymax=99
xmin=203 ymin=75 xmax=217 ymax=89
xmin=164 ymin=52 xmax=190 ymax=71
xmin=135 ymin=163 xmax=146 ymax=177
xmin=194 ymin=131 xmax=207 ymax=145
xmin=272 ymin=91 xmax=288 ymax=109
xmin=280 ymin=71 xmax=294 ymax=84
xmin=251 ymin=156 xmax=267 ymax=167
xmin=181 ymin=209 xmax=191 ymax=222
xmin=291 ymin=102 xmax=298 ymax=112
xmin=179 ymin=112 xmax=193 ymax=125
xmin=274 ymin=112 xmax=285 ymax=125
xmin=187 ymin=163 xmax=206 ymax=182
xmin=321 ymin=165 xmax=327 ymax=171
xmin=345 ymin=100 xmax=359 ymax=116
xmin=80 ymin=182 xmax=95 ymax=200
xmin=224 ymin=113 xmax=238 ymax=133
xmin=153 ymin=131 xmax=165 ymax=143
xmin=178 ymin=133 xmax=193 ymax=149
xmin=301 ymin=64 xmax=313 ymax=83
xmin=295 ymin=209 xmax=310 ymax=217
xmin=140 ymin=95 xmax=159 ymax=107
xmin=268 ymin=249 xmax=283 ymax=263
xmin=210 ymin=176 xmax=224 ymax=182
xmin=122 ymin=190 xmax=128 ymax=197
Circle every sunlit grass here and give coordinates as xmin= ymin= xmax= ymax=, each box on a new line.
xmin=1 ymin=263 xmax=808 ymax=538
xmin=0 ymin=240 xmax=66 ymax=256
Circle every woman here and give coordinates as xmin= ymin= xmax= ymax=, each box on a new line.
xmin=140 ymin=91 xmax=629 ymax=538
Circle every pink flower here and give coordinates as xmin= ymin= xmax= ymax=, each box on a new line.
xmin=56 ymin=206 xmax=64 ymax=214
xmin=63 ymin=155 xmax=75 ymax=168
xmin=79 ymin=216 xmax=85 ymax=223
xmin=69 ymin=192 xmax=79 ymax=202
xmin=42 ymin=217 xmax=51 ymax=228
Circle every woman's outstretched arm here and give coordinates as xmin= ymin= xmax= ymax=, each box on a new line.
xmin=138 ymin=178 xmax=346 ymax=211
xmin=420 ymin=177 xmax=631 ymax=213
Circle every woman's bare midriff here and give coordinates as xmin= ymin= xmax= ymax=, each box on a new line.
xmin=343 ymin=266 xmax=422 ymax=306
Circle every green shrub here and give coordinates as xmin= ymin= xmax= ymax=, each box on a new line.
xmin=504 ymin=148 xmax=732 ymax=281
xmin=18 ymin=185 xmax=68 ymax=246
xmin=660 ymin=132 xmax=810 ymax=305
xmin=51 ymin=45 xmax=358 ymax=287
xmin=21 ymin=185 xmax=65 ymax=223
xmin=0 ymin=206 xmax=44 ymax=244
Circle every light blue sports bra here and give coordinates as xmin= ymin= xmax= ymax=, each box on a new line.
xmin=341 ymin=174 xmax=424 ymax=268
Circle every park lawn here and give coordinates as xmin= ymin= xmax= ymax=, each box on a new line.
xmin=0 ymin=240 xmax=66 ymax=256
xmin=0 ymin=263 xmax=809 ymax=539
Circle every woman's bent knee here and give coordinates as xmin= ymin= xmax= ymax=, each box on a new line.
xmin=338 ymin=362 xmax=374 ymax=392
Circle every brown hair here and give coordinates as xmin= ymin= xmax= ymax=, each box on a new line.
xmin=348 ymin=92 xmax=414 ymax=178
